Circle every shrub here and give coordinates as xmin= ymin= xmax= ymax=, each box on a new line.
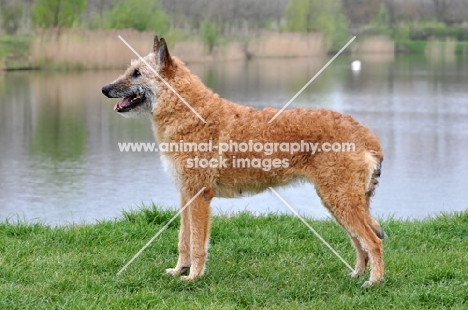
xmin=32 ymin=0 xmax=86 ymax=28
xmin=395 ymin=24 xmax=410 ymax=43
xmin=105 ymin=0 xmax=168 ymax=33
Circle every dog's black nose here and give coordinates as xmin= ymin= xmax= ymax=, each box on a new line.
xmin=102 ymin=84 xmax=111 ymax=97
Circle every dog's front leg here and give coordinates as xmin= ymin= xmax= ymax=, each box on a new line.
xmin=181 ymin=191 xmax=212 ymax=281
xmin=166 ymin=198 xmax=191 ymax=277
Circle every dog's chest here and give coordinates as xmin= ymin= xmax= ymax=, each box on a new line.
xmin=160 ymin=154 xmax=182 ymax=187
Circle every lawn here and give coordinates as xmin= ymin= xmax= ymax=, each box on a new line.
xmin=0 ymin=206 xmax=467 ymax=309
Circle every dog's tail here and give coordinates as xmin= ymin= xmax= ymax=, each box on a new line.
xmin=369 ymin=216 xmax=388 ymax=240
xmin=364 ymin=150 xmax=383 ymax=198
xmin=364 ymin=151 xmax=387 ymax=239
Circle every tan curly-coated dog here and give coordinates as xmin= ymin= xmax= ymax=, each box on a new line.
xmin=102 ymin=36 xmax=386 ymax=287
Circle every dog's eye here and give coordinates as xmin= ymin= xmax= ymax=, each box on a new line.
xmin=132 ymin=69 xmax=141 ymax=78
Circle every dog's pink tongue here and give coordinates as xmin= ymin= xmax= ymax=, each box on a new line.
xmin=113 ymin=97 xmax=132 ymax=111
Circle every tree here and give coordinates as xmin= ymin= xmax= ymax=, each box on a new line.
xmin=286 ymin=0 xmax=349 ymax=51
xmin=383 ymin=0 xmax=396 ymax=27
xmin=200 ymin=17 xmax=218 ymax=53
xmin=106 ymin=0 xmax=168 ymax=32
xmin=341 ymin=0 xmax=381 ymax=28
xmin=32 ymin=0 xmax=87 ymax=28
xmin=432 ymin=0 xmax=450 ymax=24
xmin=160 ymin=0 xmax=290 ymax=36
xmin=82 ymin=0 xmax=116 ymax=29
xmin=287 ymin=0 xmax=344 ymax=33
xmin=371 ymin=2 xmax=391 ymax=34
xmin=286 ymin=0 xmax=310 ymax=32
xmin=0 ymin=3 xmax=22 ymax=34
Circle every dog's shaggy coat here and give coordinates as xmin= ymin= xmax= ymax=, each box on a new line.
xmin=102 ymin=36 xmax=385 ymax=287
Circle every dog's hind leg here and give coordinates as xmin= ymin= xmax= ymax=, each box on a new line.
xmin=180 ymin=188 xmax=212 ymax=281
xmin=348 ymin=214 xmax=384 ymax=287
xmin=349 ymin=201 xmax=387 ymax=278
xmin=349 ymin=234 xmax=369 ymax=278
xmin=321 ymin=188 xmax=384 ymax=287
xmin=312 ymin=152 xmax=384 ymax=287
xmin=166 ymin=196 xmax=191 ymax=277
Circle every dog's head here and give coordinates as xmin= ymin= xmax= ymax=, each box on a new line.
xmin=101 ymin=35 xmax=175 ymax=117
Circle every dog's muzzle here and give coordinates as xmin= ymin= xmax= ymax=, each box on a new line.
xmin=102 ymin=84 xmax=112 ymax=98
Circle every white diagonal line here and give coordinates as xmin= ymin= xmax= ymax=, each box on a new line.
xmin=268 ymin=187 xmax=353 ymax=272
xmin=117 ymin=187 xmax=206 ymax=275
xmin=118 ymin=35 xmax=207 ymax=124
xmin=268 ymin=36 xmax=356 ymax=123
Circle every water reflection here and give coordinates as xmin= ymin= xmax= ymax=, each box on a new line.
xmin=0 ymin=54 xmax=467 ymax=225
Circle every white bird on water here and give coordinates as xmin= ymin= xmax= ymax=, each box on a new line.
xmin=351 ymin=60 xmax=361 ymax=71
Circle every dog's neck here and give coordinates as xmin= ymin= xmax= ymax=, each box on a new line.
xmin=151 ymin=59 xmax=221 ymax=144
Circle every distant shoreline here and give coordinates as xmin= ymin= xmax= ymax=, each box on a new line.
xmin=1 ymin=29 xmax=467 ymax=71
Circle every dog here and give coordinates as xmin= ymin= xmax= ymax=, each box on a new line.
xmin=102 ymin=36 xmax=386 ymax=287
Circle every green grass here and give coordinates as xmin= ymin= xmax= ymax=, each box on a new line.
xmin=397 ymin=40 xmax=468 ymax=55
xmin=396 ymin=40 xmax=427 ymax=54
xmin=456 ymin=41 xmax=468 ymax=55
xmin=1 ymin=206 xmax=467 ymax=309
xmin=0 ymin=35 xmax=33 ymax=70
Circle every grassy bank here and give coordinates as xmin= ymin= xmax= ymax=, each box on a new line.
xmin=0 ymin=207 xmax=467 ymax=309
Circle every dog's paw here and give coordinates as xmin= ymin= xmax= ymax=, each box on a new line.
xmin=166 ymin=266 xmax=189 ymax=277
xmin=180 ymin=275 xmax=197 ymax=281
xmin=165 ymin=268 xmax=180 ymax=276
xmin=361 ymin=279 xmax=382 ymax=288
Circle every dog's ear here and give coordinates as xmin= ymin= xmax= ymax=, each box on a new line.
xmin=157 ymin=38 xmax=173 ymax=66
xmin=153 ymin=35 xmax=159 ymax=53
xmin=156 ymin=37 xmax=175 ymax=76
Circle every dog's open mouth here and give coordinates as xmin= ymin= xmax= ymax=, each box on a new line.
xmin=114 ymin=94 xmax=145 ymax=113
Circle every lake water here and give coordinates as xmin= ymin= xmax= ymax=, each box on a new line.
xmin=1 ymin=54 xmax=467 ymax=225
